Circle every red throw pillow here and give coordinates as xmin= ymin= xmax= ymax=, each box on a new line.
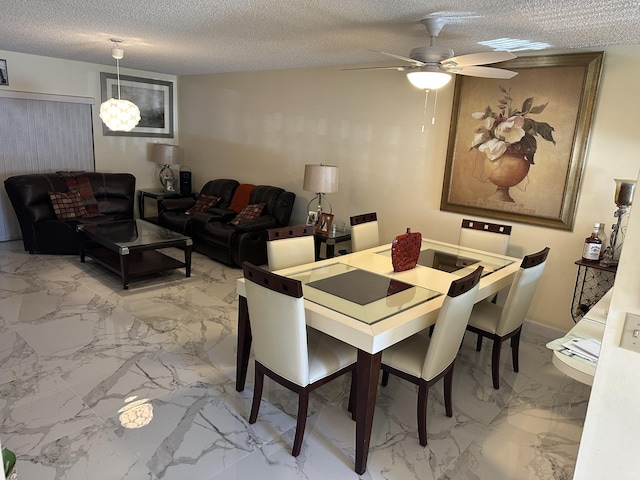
xmin=185 ymin=195 xmax=221 ymax=215
xmin=48 ymin=189 xmax=89 ymax=219
xmin=229 ymin=203 xmax=265 ymax=226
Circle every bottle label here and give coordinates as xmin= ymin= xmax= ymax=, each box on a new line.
xmin=582 ymin=242 xmax=601 ymax=260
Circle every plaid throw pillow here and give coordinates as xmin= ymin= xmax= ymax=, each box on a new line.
xmin=48 ymin=190 xmax=89 ymax=219
xmin=229 ymin=203 xmax=265 ymax=226
xmin=185 ymin=195 xmax=221 ymax=215
xmin=57 ymin=171 xmax=101 ymax=215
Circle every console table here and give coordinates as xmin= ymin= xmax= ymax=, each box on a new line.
xmin=138 ymin=189 xmax=196 ymax=224
xmin=571 ymin=259 xmax=617 ymax=322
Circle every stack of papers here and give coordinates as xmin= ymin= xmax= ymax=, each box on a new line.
xmin=561 ymin=338 xmax=601 ymax=363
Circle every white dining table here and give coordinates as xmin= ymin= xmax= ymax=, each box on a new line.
xmin=235 ymin=238 xmax=520 ymax=474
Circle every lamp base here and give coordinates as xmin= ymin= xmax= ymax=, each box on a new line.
xmin=159 ymin=164 xmax=175 ymax=187
xmin=307 ymin=193 xmax=332 ymax=215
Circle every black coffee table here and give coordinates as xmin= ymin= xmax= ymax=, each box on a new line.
xmin=78 ymin=219 xmax=192 ymax=289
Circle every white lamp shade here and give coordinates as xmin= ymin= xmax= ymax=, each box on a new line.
xmin=406 ymin=70 xmax=452 ymax=90
xmin=303 ymin=164 xmax=339 ymax=193
xmin=151 ymin=143 xmax=180 ymax=165
xmin=99 ymin=98 xmax=141 ymax=132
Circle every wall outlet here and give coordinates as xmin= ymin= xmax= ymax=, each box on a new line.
xmin=619 ymin=312 xmax=640 ymax=353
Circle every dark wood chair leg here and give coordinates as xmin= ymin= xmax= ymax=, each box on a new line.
xmin=292 ymin=390 xmax=310 ymax=457
xmin=511 ymin=329 xmax=521 ymax=372
xmin=249 ymin=364 xmax=264 ymax=423
xmin=491 ymin=338 xmax=502 ymax=390
xmin=417 ymin=380 xmax=430 ymax=446
xmin=476 ymin=334 xmax=483 ymax=352
xmin=381 ymin=371 xmax=390 ymax=386
xmin=443 ymin=367 xmax=453 ymax=417
xmin=348 ymin=370 xmax=357 ymax=420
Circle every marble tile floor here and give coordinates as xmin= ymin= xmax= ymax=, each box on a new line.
xmin=0 ymin=240 xmax=590 ymax=480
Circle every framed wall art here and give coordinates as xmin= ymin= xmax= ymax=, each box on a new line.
xmin=0 ymin=59 xmax=8 ymax=86
xmin=100 ymin=73 xmax=174 ymax=137
xmin=440 ymin=52 xmax=603 ymax=230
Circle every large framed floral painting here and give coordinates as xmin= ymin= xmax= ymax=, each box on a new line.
xmin=440 ymin=52 xmax=603 ymax=230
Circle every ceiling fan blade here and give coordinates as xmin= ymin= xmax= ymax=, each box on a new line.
xmin=442 ymin=51 xmax=516 ymax=68
xmin=342 ymin=65 xmax=408 ymax=71
xmin=374 ymin=50 xmax=425 ymax=66
xmin=454 ymin=65 xmax=518 ymax=79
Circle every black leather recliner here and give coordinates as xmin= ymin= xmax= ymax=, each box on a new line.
xmin=4 ymin=172 xmax=136 ymax=254
xmin=190 ymin=185 xmax=296 ymax=267
xmin=157 ymin=179 xmax=240 ymax=235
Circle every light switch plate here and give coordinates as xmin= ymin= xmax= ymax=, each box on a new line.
xmin=619 ymin=312 xmax=640 ymax=353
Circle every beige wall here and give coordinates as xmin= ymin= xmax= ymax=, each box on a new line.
xmin=177 ymin=45 xmax=640 ymax=331
xmin=0 ymin=49 xmax=178 ymax=191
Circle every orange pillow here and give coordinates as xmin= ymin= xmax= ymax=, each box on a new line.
xmin=228 ymin=184 xmax=256 ymax=213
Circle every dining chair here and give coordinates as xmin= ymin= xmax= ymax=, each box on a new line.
xmin=466 ymin=246 xmax=550 ymax=389
xmin=380 ymin=265 xmax=484 ymax=446
xmin=266 ymin=225 xmax=315 ymax=271
xmin=350 ymin=212 xmax=380 ymax=252
xmin=459 ymin=218 xmax=512 ymax=303
xmin=242 ymin=262 xmax=357 ymax=457
xmin=458 ymin=218 xmax=512 ymax=255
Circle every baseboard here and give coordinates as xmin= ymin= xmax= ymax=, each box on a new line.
xmin=522 ymin=318 xmax=565 ymax=343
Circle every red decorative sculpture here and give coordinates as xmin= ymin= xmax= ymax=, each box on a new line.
xmin=391 ymin=228 xmax=422 ymax=272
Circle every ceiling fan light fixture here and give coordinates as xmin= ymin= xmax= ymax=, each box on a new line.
xmin=406 ymin=70 xmax=452 ymax=90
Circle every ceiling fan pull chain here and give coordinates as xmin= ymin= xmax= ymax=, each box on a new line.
xmin=421 ymin=89 xmax=430 ymax=133
xmin=432 ymin=89 xmax=439 ymax=125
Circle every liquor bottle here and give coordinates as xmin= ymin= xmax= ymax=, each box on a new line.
xmin=582 ymin=223 xmax=602 ymax=261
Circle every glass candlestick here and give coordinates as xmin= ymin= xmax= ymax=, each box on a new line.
xmin=601 ymin=179 xmax=636 ymax=266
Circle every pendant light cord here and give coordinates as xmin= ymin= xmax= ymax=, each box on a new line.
xmin=116 ymin=57 xmax=121 ymax=100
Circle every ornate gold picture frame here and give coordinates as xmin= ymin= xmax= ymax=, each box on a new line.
xmin=440 ymin=52 xmax=603 ymax=230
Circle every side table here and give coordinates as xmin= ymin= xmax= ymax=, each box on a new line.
xmin=571 ymin=258 xmax=617 ymax=322
xmin=138 ymin=189 xmax=196 ymax=224
xmin=314 ymin=230 xmax=351 ymax=260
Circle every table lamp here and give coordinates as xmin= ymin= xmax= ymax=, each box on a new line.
xmin=600 ymin=178 xmax=636 ymax=266
xmin=151 ymin=143 xmax=180 ymax=192
xmin=303 ymin=164 xmax=339 ymax=215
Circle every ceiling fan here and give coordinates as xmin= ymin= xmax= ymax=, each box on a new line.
xmin=352 ymin=17 xmax=518 ymax=90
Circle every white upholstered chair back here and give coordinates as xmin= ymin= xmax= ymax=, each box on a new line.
xmin=421 ymin=266 xmax=483 ymax=381
xmin=267 ymin=225 xmax=315 ymax=271
xmin=350 ymin=212 xmax=379 ymax=252
xmin=244 ymin=267 xmax=311 ymax=386
xmin=495 ymin=249 xmax=549 ymax=336
xmin=458 ymin=219 xmax=511 ymax=256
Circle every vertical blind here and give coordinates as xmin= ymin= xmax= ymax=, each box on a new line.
xmin=0 ymin=93 xmax=95 ymax=241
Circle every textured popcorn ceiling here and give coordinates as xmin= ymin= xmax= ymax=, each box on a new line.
xmin=1 ymin=0 xmax=639 ymax=75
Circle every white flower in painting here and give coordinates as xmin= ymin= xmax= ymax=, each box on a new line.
xmin=494 ymin=115 xmax=525 ymax=144
xmin=478 ymin=138 xmax=507 ymax=161
xmin=471 ymin=131 xmax=489 ymax=148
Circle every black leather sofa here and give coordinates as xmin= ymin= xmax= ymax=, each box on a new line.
xmin=4 ymin=172 xmax=136 ymax=254
xmin=190 ymin=185 xmax=296 ymax=267
xmin=157 ymin=179 xmax=240 ymax=235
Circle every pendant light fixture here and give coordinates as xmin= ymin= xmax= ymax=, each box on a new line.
xmin=99 ymin=39 xmax=141 ymax=132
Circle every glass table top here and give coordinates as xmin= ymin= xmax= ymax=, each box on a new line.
xmin=288 ymin=263 xmax=441 ymax=325
xmin=78 ymin=219 xmax=190 ymax=249
xmin=376 ymin=240 xmax=515 ymax=277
